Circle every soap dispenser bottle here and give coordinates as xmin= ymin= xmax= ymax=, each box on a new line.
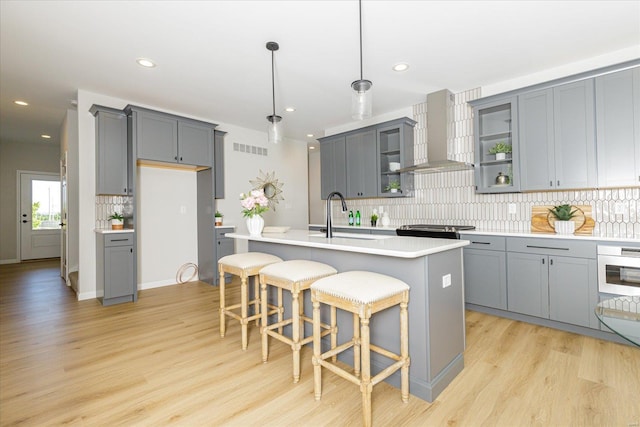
xmin=348 ymin=210 xmax=354 ymax=226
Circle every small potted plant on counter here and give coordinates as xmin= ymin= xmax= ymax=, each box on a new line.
xmin=370 ymin=212 xmax=378 ymax=227
xmin=215 ymin=210 xmax=223 ymax=226
xmin=548 ymin=204 xmax=577 ymax=235
xmin=109 ymin=212 xmax=124 ymax=230
xmin=385 ymin=180 xmax=401 ymax=193
xmin=488 ymin=142 xmax=512 ymax=160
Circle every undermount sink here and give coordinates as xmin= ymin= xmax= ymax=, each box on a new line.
xmin=308 ymin=232 xmax=393 ymax=240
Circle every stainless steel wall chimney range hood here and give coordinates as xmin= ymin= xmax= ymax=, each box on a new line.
xmin=398 ymin=89 xmax=474 ymax=173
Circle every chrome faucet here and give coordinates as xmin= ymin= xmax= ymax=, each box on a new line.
xmin=325 ymin=191 xmax=348 ymax=238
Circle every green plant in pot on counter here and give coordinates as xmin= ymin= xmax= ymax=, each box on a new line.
xmin=108 ymin=212 xmax=124 ymax=230
xmin=215 ymin=210 xmax=223 ymax=226
xmin=548 ymin=204 xmax=578 ymax=235
xmin=370 ymin=212 xmax=378 ymax=227
xmin=385 ymin=181 xmax=401 ymax=193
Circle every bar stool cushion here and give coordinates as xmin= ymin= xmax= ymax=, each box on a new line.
xmin=219 ymin=252 xmax=282 ymax=270
xmin=260 ymin=260 xmax=337 ymax=282
xmin=311 ymin=271 xmax=409 ymax=304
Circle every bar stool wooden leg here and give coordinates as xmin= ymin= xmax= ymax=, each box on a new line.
xmin=353 ymin=312 xmax=360 ymax=376
xmin=240 ymin=277 xmax=249 ymax=350
xmin=291 ymin=289 xmax=301 ymax=383
xmin=360 ymin=316 xmax=372 ymax=427
xmin=312 ymin=298 xmax=322 ymax=400
xmin=261 ymin=278 xmax=269 ymax=363
xmin=331 ymin=305 xmax=337 ymax=363
xmin=219 ymin=270 xmax=226 ymax=337
xmin=400 ymin=298 xmax=409 ymax=403
xmin=277 ymin=288 xmax=283 ymax=335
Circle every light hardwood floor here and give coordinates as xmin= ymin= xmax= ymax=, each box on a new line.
xmin=1 ymin=259 xmax=638 ymax=426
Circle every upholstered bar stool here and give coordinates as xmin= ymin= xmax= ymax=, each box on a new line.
xmin=259 ymin=260 xmax=337 ymax=383
xmin=218 ymin=252 xmax=283 ymax=350
xmin=311 ymin=271 xmax=410 ymax=427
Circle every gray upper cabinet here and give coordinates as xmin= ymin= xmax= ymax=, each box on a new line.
xmin=178 ymin=119 xmax=214 ymax=166
xmin=377 ymin=119 xmax=416 ymax=197
xmin=214 ymin=130 xmax=227 ymax=199
xmin=471 ymin=97 xmax=520 ymax=193
xmin=91 ymin=105 xmax=129 ymax=196
xmin=319 ymin=117 xmax=415 ymax=200
xmin=319 ymin=135 xmax=347 ymax=199
xmin=125 ymin=105 xmax=216 ymax=168
xmin=346 ymin=129 xmax=377 ymax=198
xmin=595 ymin=67 xmax=640 ymax=188
xmin=519 ymin=80 xmax=596 ymax=191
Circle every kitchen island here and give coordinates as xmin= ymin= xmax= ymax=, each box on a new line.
xmin=227 ymin=229 xmax=469 ymax=402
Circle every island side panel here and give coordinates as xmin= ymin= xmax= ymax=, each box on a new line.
xmin=248 ymin=240 xmax=465 ymax=402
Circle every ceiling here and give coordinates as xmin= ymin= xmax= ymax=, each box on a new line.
xmin=1 ymin=1 xmax=639 ymax=147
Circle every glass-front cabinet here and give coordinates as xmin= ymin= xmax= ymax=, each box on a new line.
xmin=471 ymin=96 xmax=520 ymax=193
xmin=377 ymin=118 xmax=415 ymax=197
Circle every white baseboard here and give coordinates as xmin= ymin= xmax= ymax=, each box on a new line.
xmin=0 ymin=259 xmax=19 ymax=265
xmin=77 ymin=291 xmax=97 ymax=301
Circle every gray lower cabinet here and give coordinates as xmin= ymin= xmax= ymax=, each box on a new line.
xmin=216 ymin=226 xmax=235 ymax=284
xmin=595 ymin=67 xmax=640 ymax=188
xmin=125 ymin=105 xmax=216 ymax=168
xmin=519 ymin=79 xmax=596 ymax=191
xmin=90 ymin=105 xmax=129 ymax=195
xmin=459 ymin=234 xmax=507 ymax=310
xmin=346 ymin=129 xmax=378 ymax=198
xmin=319 ymin=135 xmax=347 ymax=199
xmin=96 ymin=232 xmax=136 ymax=306
xmin=506 ymin=237 xmax=598 ymax=329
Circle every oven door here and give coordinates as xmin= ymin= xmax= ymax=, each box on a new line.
xmin=598 ymin=249 xmax=640 ymax=296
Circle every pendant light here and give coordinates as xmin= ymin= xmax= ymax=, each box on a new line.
xmin=351 ymin=0 xmax=372 ymax=120
xmin=266 ymin=41 xmax=282 ymax=144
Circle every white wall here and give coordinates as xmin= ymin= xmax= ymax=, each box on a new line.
xmin=75 ymin=89 xmax=309 ymax=300
xmin=137 ymin=167 xmax=198 ymax=288
xmin=60 ymin=109 xmax=79 ymax=278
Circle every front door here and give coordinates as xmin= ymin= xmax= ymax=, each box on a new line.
xmin=19 ymin=172 xmax=61 ymax=260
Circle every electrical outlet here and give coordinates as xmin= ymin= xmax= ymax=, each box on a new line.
xmin=442 ymin=273 xmax=451 ymax=288
xmin=614 ymin=202 xmax=625 ymax=215
xmin=508 ymin=203 xmax=517 ymax=215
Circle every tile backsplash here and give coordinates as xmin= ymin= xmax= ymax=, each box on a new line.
xmin=333 ymin=89 xmax=640 ymax=239
xmin=95 ymin=195 xmax=134 ymax=229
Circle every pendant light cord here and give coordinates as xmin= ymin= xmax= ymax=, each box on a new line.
xmin=271 ymin=48 xmax=276 ymax=117
xmin=358 ymin=0 xmax=363 ymax=81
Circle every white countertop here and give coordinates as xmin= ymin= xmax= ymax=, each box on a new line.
xmin=227 ymin=229 xmax=468 ymax=259
xmin=94 ymin=228 xmax=135 ymax=234
xmin=308 ymin=223 xmax=398 ymax=232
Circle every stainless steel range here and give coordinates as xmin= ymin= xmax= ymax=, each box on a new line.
xmin=396 ymin=224 xmax=476 ymax=239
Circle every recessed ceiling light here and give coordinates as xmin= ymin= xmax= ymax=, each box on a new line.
xmin=306 ymin=134 xmax=314 ymax=138
xmin=392 ymin=63 xmax=409 ymax=72
xmin=136 ymin=58 xmax=156 ymax=68
xmin=285 ymin=107 xmax=295 ymax=112
xmin=14 ymin=100 xmax=28 ymax=106
xmin=41 ymin=134 xmax=51 ymax=139
xmin=309 ymin=146 xmax=316 ymax=150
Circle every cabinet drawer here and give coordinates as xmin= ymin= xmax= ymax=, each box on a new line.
xmin=104 ymin=233 xmax=134 ymax=247
xmin=460 ymin=234 xmax=506 ymax=251
xmin=507 ymin=237 xmax=596 ymax=259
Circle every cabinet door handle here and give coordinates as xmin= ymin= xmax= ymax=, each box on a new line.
xmin=549 ymin=180 xmax=553 ymax=187
xmin=110 ymin=238 xmax=129 ymax=242
xmin=550 ymin=258 xmax=553 ymax=265
xmin=557 ymin=180 xmax=560 ymax=186
xmin=471 ymin=241 xmax=491 ymax=245
xmin=542 ymin=258 xmax=545 ymax=265
xmin=130 ymin=248 xmax=133 ymax=253
xmin=526 ymin=245 xmax=569 ymax=251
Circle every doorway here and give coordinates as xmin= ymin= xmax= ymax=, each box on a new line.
xmin=18 ymin=171 xmax=61 ymax=260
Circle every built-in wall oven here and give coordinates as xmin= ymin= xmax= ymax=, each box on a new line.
xmin=598 ymin=245 xmax=640 ymax=296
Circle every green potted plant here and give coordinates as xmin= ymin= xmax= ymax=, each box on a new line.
xmin=108 ymin=212 xmax=124 ymax=230
xmin=215 ymin=210 xmax=223 ymax=226
xmin=488 ymin=142 xmax=512 ymax=160
xmin=370 ymin=212 xmax=378 ymax=227
xmin=385 ymin=180 xmax=401 ymax=193
xmin=548 ymin=204 xmax=577 ymax=234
